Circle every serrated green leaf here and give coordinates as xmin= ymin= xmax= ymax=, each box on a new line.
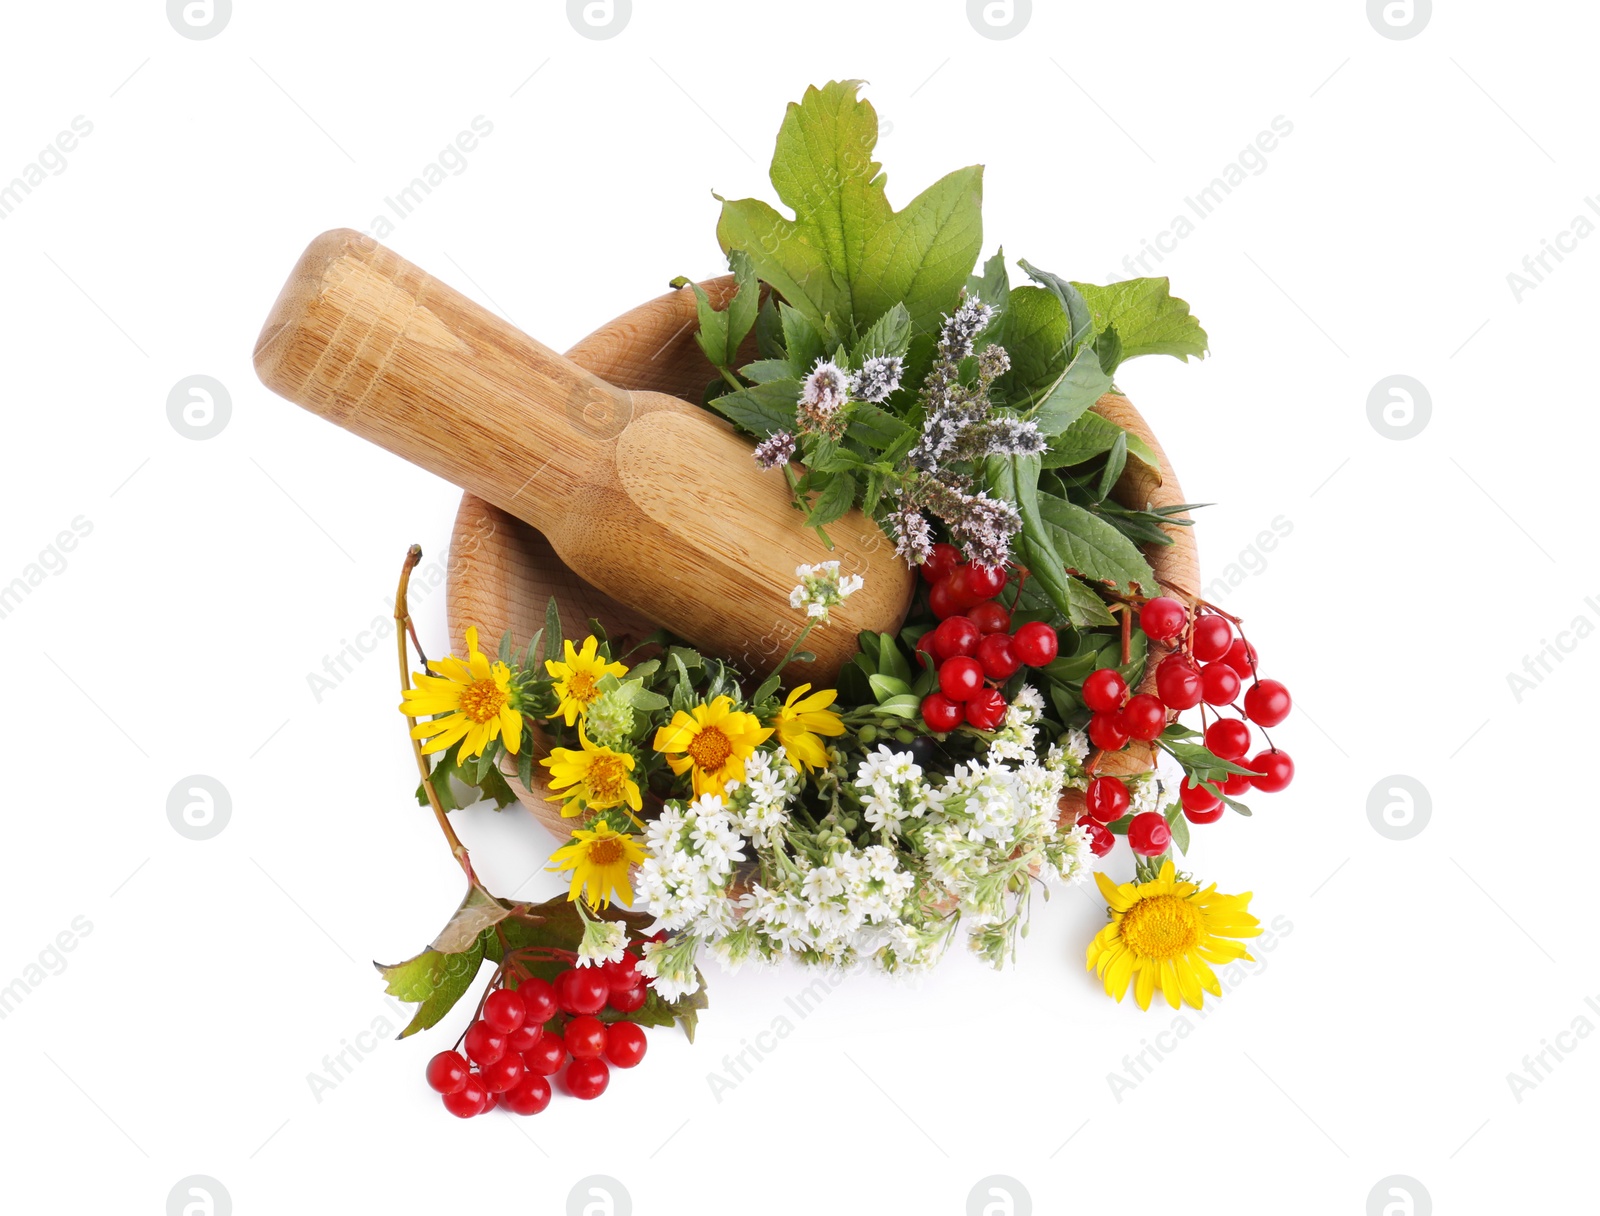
xmin=707 ymin=379 xmax=800 ymax=440
xmin=967 ymin=246 xmax=1010 ymax=308
xmin=740 ymin=358 xmax=797 ymax=384
xmin=1029 ymin=342 xmax=1113 ymax=435
xmin=375 ymin=937 xmax=485 ymax=1039
xmin=852 ymin=302 xmax=913 ymax=364
xmin=1071 ymin=277 xmax=1209 ymax=366
xmin=755 ymin=293 xmax=785 ymax=359
xmin=717 ymin=80 xmax=984 ymax=340
xmin=1038 ymin=494 xmax=1156 ymax=594
xmin=805 ymin=470 xmax=857 ymax=527
xmin=1018 ymin=259 xmax=1094 ymax=351
xmin=994 ymin=285 xmax=1068 ymax=399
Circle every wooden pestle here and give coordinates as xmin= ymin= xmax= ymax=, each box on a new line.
xmin=253 ymin=230 xmax=914 ymax=681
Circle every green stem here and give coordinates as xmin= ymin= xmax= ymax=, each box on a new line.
xmin=717 ymin=365 xmax=744 ymax=392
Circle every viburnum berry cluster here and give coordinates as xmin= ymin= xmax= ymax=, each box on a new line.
xmin=424 ymin=948 xmax=653 ymax=1119
xmin=1071 ymin=594 xmax=1293 ymax=859
xmin=916 ymin=543 xmax=1059 ymax=732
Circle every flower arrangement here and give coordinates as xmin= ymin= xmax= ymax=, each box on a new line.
xmin=378 ymin=80 xmax=1295 ymax=1119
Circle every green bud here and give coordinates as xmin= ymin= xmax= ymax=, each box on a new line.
xmin=894 ymin=729 xmax=915 ymax=745
xmin=858 ymin=725 xmax=878 ymax=744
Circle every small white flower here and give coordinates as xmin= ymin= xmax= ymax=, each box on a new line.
xmin=800 ymin=360 xmax=850 ymax=414
xmin=789 ymin=561 xmax=864 ymax=624
xmin=576 ymin=918 xmax=628 ymax=967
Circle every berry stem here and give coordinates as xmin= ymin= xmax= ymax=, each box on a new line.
xmin=394 ymin=545 xmax=478 ymax=887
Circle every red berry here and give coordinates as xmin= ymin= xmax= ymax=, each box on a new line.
xmin=464 ymin=1020 xmax=507 ymax=1066
xmin=481 ymin=1052 xmax=526 ymax=1093
xmin=1249 ymin=749 xmax=1294 ymax=793
xmin=975 ymin=632 xmax=1021 ymax=681
xmin=1243 ymin=679 xmax=1292 ymax=727
xmin=920 ymin=543 xmax=960 ymax=584
xmin=506 ymin=1022 xmax=544 ymax=1054
xmin=914 ymin=631 xmax=937 ymax=668
xmin=1082 ymin=668 xmax=1128 ymax=713
xmin=1184 ymin=800 xmax=1225 ymax=825
xmin=1155 ymin=656 xmax=1202 ymax=710
xmin=1204 ymin=718 xmax=1251 ymax=761
xmin=561 ymin=1056 xmax=611 ymax=1100
xmin=1220 ymin=769 xmax=1254 ymax=797
xmin=964 ymin=686 xmax=1007 ymax=731
xmin=608 ymin=982 xmax=647 ymax=1014
xmin=1011 ymin=622 xmax=1059 ymax=667
xmin=920 ymin=692 xmax=964 ymax=732
xmin=425 ymin=1050 xmax=469 ymax=1095
xmin=1127 ymin=811 xmax=1172 ymax=857
xmin=944 ymin=565 xmax=980 ymax=608
xmin=928 ymin=579 xmax=962 ymax=620
xmin=964 ymin=564 xmax=1007 ymax=601
xmin=604 ymin=1022 xmax=648 ymax=1069
xmin=1076 ymin=815 xmax=1115 ymax=857
xmin=1191 ymin=615 xmax=1233 ymax=663
xmin=482 ymin=988 xmax=527 ymax=1034
xmin=515 ymin=978 xmax=557 ymax=1024
xmin=501 ymin=1072 xmax=552 ymax=1116
xmin=442 ymin=1073 xmax=488 ymax=1118
xmin=554 ymin=967 xmax=609 ymax=1016
xmin=1085 ymin=776 xmax=1130 ymax=823
xmin=931 ymin=615 xmax=981 ymax=661
xmin=1140 ymin=596 xmax=1188 ymax=642
xmin=523 ymin=1035 xmax=567 ymax=1077
xmin=1200 ymin=663 xmax=1241 ymax=706
xmin=1179 ymin=777 xmax=1221 ymax=814
xmin=1221 ymin=638 xmax=1259 ymax=677
xmin=938 ymin=656 xmax=984 ymax=701
xmin=966 ymin=601 xmax=1012 ymax=635
xmin=563 ymin=1015 xmax=607 ymax=1060
xmin=1121 ymin=694 xmax=1166 ymax=742
xmin=600 ymin=955 xmax=641 ymax=995
xmin=1087 ymin=711 xmax=1129 ymax=752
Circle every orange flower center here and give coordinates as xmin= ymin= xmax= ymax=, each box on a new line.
xmin=458 ymin=677 xmax=508 ymax=724
xmin=585 ymin=753 xmax=630 ymax=803
xmin=585 ymin=836 xmax=625 ymax=866
xmin=686 ymin=726 xmax=733 ymax=773
xmin=565 ymin=670 xmax=599 ymax=705
xmin=1120 ymin=894 xmax=1202 ymax=959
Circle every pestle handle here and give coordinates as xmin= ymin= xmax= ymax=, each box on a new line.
xmin=253 ymin=229 xmax=643 ymax=524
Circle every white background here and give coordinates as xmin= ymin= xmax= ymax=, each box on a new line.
xmin=0 ymin=2 xmax=1591 ymax=1213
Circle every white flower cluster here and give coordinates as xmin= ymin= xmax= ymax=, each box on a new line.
xmin=723 ymin=747 xmax=798 ymax=839
xmin=854 ymin=746 xmax=943 ymax=833
xmin=636 ymin=794 xmax=746 ymax=937
xmin=574 ymin=917 xmax=628 ymax=968
xmin=634 ymin=689 xmax=1097 ymax=986
xmin=789 ymin=560 xmax=865 ymax=623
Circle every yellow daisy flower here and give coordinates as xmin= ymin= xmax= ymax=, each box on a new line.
xmin=1086 ymin=860 xmax=1262 ymax=1011
xmin=399 ymin=626 xmax=522 ymax=763
xmin=540 ymin=725 xmax=643 ymax=818
xmin=545 ymin=635 xmax=628 ymax=726
xmin=653 ymin=695 xmax=773 ymax=798
xmin=548 ymin=823 xmax=645 ymax=909
xmin=769 ymin=683 xmax=846 ymax=774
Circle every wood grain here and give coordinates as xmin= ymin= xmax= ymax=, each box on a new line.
xmin=254 ymin=230 xmax=914 ymax=685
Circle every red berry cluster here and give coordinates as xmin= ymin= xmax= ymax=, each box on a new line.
xmin=916 ymin=544 xmax=1057 ymax=732
xmin=425 ymin=957 xmax=650 ymax=1118
xmin=1073 ymin=596 xmax=1294 ymax=859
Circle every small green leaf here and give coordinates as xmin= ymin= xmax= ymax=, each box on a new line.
xmin=375 ymin=937 xmax=485 ymax=1039
xmin=707 ymin=379 xmax=801 ymax=440
xmin=1038 ymin=494 xmax=1156 ymax=594
xmin=1029 ymin=343 xmax=1113 ymax=435
xmin=805 ymin=470 xmax=857 ymax=527
xmin=852 ymin=302 xmax=913 ymax=365
xmin=1164 ymin=801 xmax=1191 ymax=855
xmin=1095 ymin=432 xmax=1127 ymax=503
xmin=869 ymin=673 xmax=914 ymax=702
xmin=739 ymin=359 xmax=797 ymax=384
xmin=967 ymin=246 xmax=1010 ymax=308
xmin=541 ymin=597 xmax=564 ymax=668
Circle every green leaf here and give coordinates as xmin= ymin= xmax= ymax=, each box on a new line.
xmin=876 ymin=632 xmax=911 ymax=684
xmin=852 ymin=302 xmax=913 ymax=364
xmin=1164 ymin=801 xmax=1191 ymax=855
xmin=1037 ymin=494 xmax=1157 ymax=594
xmin=805 ymin=470 xmax=857 ymax=527
xmin=868 ymin=673 xmax=913 ymax=702
xmin=967 ymin=246 xmax=1010 ymax=308
xmin=994 ymin=285 xmax=1069 ymax=399
xmin=687 ymin=250 xmax=759 ymax=370
xmin=755 ymin=293 xmax=786 ymax=359
xmin=1071 ymin=278 xmax=1209 ymax=367
xmin=541 ymin=596 xmax=564 ymax=668
xmin=707 ymin=379 xmax=800 ymax=440
xmin=780 ymin=304 xmax=826 ymax=373
xmin=1017 ymin=259 xmax=1094 ymax=351
xmin=740 ymin=358 xmax=797 ymax=384
xmin=375 ymin=937 xmax=485 ymax=1039
xmin=1064 ymin=577 xmax=1117 ymax=627
xmin=430 ymin=884 xmax=512 ymax=955
xmin=717 ymin=80 xmax=984 ymax=340
xmin=1029 ymin=343 xmax=1113 ymax=435
xmin=1095 ymin=432 xmax=1128 ymax=503
xmin=1043 ymin=410 xmax=1160 ymax=474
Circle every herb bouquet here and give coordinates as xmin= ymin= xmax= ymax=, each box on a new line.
xmin=381 ymin=81 xmax=1295 ymax=1119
